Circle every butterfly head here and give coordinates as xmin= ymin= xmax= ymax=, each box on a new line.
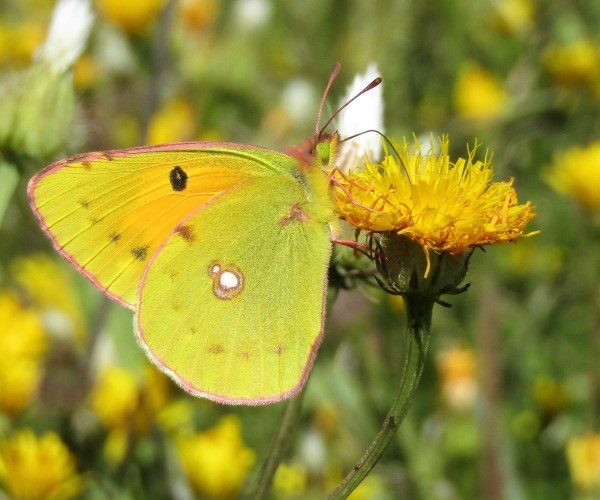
xmin=289 ymin=64 xmax=381 ymax=173
xmin=287 ymin=130 xmax=340 ymax=173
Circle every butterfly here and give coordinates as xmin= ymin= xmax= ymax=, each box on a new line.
xmin=28 ymin=64 xmax=381 ymax=405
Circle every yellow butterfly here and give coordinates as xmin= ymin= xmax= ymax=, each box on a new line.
xmin=28 ymin=65 xmax=381 ymax=405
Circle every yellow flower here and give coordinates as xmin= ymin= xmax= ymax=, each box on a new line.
xmin=91 ymin=364 xmax=171 ymax=429
xmin=0 ymin=359 xmax=42 ymax=417
xmin=8 ymin=22 xmax=46 ymax=65
xmin=178 ymin=0 xmax=219 ymax=30
xmin=273 ymin=463 xmax=307 ymax=498
xmin=454 ymin=65 xmax=507 ymax=121
xmin=544 ymin=40 xmax=600 ymax=86
xmin=146 ymin=98 xmax=196 ymax=145
xmin=335 ymin=135 xmax=536 ymax=276
xmin=177 ymin=415 xmax=255 ymax=498
xmin=11 ymin=254 xmax=85 ymax=342
xmin=90 ymin=367 xmax=139 ymax=429
xmin=95 ymin=0 xmax=167 ymax=35
xmin=73 ymin=54 xmax=99 ymax=89
xmin=156 ymin=398 xmax=195 ymax=436
xmin=0 ymin=292 xmax=47 ymax=415
xmin=0 ymin=429 xmax=83 ymax=500
xmin=545 ymin=142 xmax=600 ymax=212
xmin=492 ymin=0 xmax=535 ymax=36
xmin=566 ymin=433 xmax=600 ymax=492
xmin=436 ymin=346 xmax=478 ymax=411
xmin=90 ymin=364 xmax=172 ymax=463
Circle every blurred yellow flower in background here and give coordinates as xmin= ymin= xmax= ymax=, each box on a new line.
xmin=546 ymin=142 xmax=600 ymax=212
xmin=335 ymin=136 xmax=536 ymax=275
xmin=453 ymin=65 xmax=507 ymax=121
xmin=90 ymin=364 xmax=172 ymax=464
xmin=0 ymin=292 xmax=47 ymax=415
xmin=492 ymin=0 xmax=535 ymax=35
xmin=544 ymin=40 xmax=600 ymax=86
xmin=95 ymin=0 xmax=167 ymax=35
xmin=146 ymin=97 xmax=196 ymax=145
xmin=177 ymin=415 xmax=255 ymax=498
xmin=273 ymin=463 xmax=307 ymax=498
xmin=0 ymin=21 xmax=45 ymax=66
xmin=73 ymin=54 xmax=99 ymax=90
xmin=436 ymin=346 xmax=478 ymax=411
xmin=155 ymin=398 xmax=195 ymax=436
xmin=90 ymin=367 xmax=138 ymax=429
xmin=0 ymin=429 xmax=83 ymax=500
xmin=11 ymin=254 xmax=85 ymax=343
xmin=178 ymin=0 xmax=219 ymax=31
xmin=566 ymin=433 xmax=600 ymax=493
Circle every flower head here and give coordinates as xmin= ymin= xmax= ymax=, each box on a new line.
xmin=566 ymin=433 xmax=600 ymax=492
xmin=336 ymin=136 xmax=535 ymax=253
xmin=96 ymin=0 xmax=167 ymax=35
xmin=544 ymin=40 xmax=600 ymax=86
xmin=273 ymin=463 xmax=307 ymax=498
xmin=453 ymin=65 xmax=507 ymax=121
xmin=0 ymin=292 xmax=47 ymax=415
xmin=146 ymin=97 xmax=196 ymax=145
xmin=335 ymin=135 xmax=536 ymax=290
xmin=177 ymin=415 xmax=255 ymax=498
xmin=545 ymin=141 xmax=600 ymax=212
xmin=11 ymin=254 xmax=85 ymax=343
xmin=0 ymin=429 xmax=83 ymax=500
xmin=492 ymin=0 xmax=535 ymax=35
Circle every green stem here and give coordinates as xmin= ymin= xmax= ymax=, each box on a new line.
xmin=328 ymin=295 xmax=433 ymax=499
xmin=245 ymin=386 xmax=307 ymax=499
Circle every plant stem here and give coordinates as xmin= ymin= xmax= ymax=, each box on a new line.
xmin=245 ymin=386 xmax=307 ymax=499
xmin=328 ymin=295 xmax=433 ymax=499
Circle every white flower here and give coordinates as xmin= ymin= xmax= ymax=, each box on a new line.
xmin=233 ymin=0 xmax=272 ymax=30
xmin=336 ymin=63 xmax=384 ymax=172
xmin=35 ymin=0 xmax=94 ymax=74
xmin=281 ymin=78 xmax=318 ymax=126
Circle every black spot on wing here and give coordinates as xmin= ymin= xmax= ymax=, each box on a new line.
xmin=131 ymin=245 xmax=150 ymax=261
xmin=170 ymin=166 xmax=188 ymax=192
xmin=109 ymin=231 xmax=121 ymax=243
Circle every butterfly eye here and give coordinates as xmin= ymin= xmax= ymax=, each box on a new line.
xmin=316 ymin=142 xmax=331 ymax=166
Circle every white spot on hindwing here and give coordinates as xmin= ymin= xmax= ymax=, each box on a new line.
xmin=208 ymin=262 xmax=244 ymax=300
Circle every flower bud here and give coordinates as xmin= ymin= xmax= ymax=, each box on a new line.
xmin=376 ymin=233 xmax=471 ymax=300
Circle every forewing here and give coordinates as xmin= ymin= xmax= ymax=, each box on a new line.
xmin=28 ymin=143 xmax=297 ymax=308
xmin=136 ymin=175 xmax=332 ymax=404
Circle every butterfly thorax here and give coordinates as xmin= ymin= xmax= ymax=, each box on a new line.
xmin=285 ymin=132 xmax=339 ymax=227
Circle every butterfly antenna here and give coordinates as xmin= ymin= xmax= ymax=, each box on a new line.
xmin=318 ymin=75 xmax=383 ymax=139
xmin=316 ymin=63 xmax=341 ymax=136
xmin=341 ymin=129 xmax=411 ymax=181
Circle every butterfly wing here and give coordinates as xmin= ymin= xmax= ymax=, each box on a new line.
xmin=136 ymin=174 xmax=332 ymax=404
xmin=28 ymin=143 xmax=294 ymax=308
